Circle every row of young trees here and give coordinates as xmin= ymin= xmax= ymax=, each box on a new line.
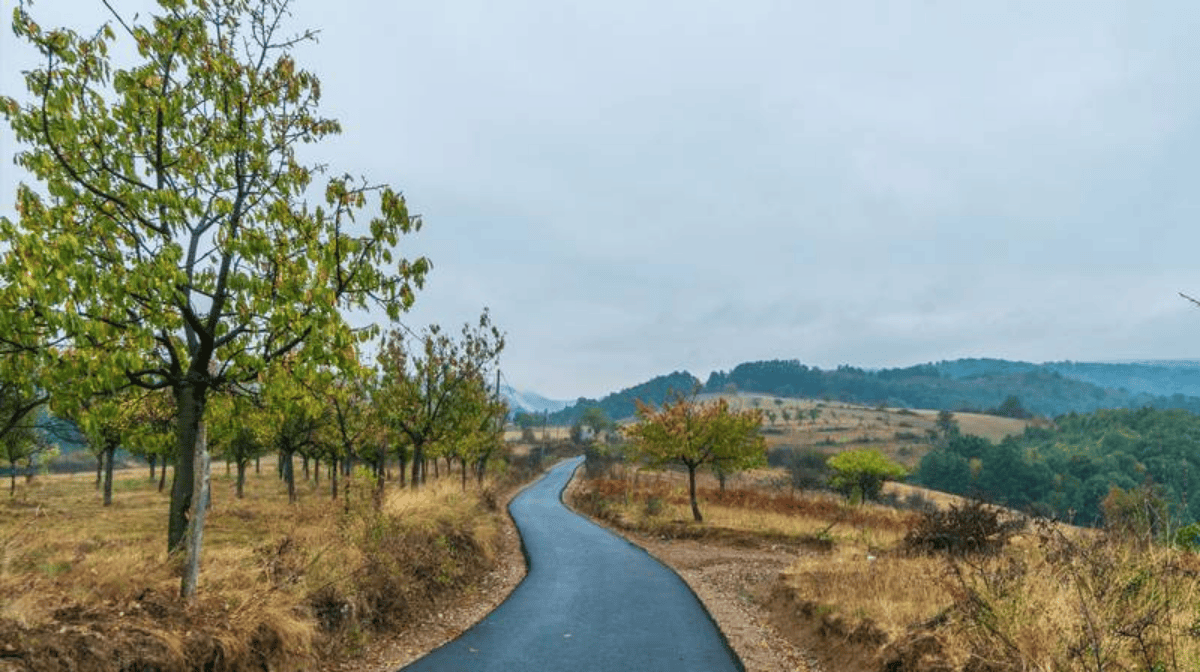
xmin=0 ymin=0 xmax=506 ymax=599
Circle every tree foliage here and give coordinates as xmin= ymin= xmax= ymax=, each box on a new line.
xmin=375 ymin=310 xmax=505 ymax=488
xmin=915 ymin=408 xmax=1200 ymax=527
xmin=826 ymin=448 xmax=907 ymax=503
xmin=1 ymin=0 xmax=430 ymax=596
xmin=624 ymin=395 xmax=765 ymax=522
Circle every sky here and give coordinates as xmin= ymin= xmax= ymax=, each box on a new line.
xmin=2 ymin=1 xmax=1200 ymax=400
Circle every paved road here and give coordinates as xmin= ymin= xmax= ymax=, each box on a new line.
xmin=399 ymin=456 xmax=743 ymax=671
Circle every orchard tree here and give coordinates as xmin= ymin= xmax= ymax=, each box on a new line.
xmin=376 ymin=310 xmax=505 ymax=488
xmin=624 ymin=395 xmax=766 ymax=522
xmin=207 ymin=393 xmax=267 ymax=499
xmin=1 ymin=0 xmax=428 ymax=597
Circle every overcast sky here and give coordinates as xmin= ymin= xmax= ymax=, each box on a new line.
xmin=3 ymin=1 xmax=1200 ymax=400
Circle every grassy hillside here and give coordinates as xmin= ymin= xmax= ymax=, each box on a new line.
xmin=572 ymin=459 xmax=1200 ymax=671
xmin=0 ymin=449 xmax=556 ymax=672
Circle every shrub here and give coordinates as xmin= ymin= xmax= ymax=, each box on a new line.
xmin=826 ymin=448 xmax=907 ymax=503
xmin=904 ymin=499 xmax=1023 ymax=556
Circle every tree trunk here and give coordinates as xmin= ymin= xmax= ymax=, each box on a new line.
xmin=95 ymin=453 xmax=103 ymax=489
xmin=373 ymin=444 xmax=386 ymax=509
xmin=461 ymin=457 xmax=468 ymax=490
xmin=302 ymin=454 xmax=309 ymax=481
xmin=397 ymin=452 xmax=407 ymax=488
xmin=149 ymin=454 xmax=157 ymax=479
xmin=9 ymin=460 xmax=14 ymax=496
xmin=432 ymin=457 xmax=439 ymax=479
xmin=330 ymin=458 xmax=338 ymax=500
xmin=411 ymin=445 xmax=423 ymax=487
xmin=687 ymin=463 xmax=703 ymax=522
xmin=159 ymin=461 xmax=167 ymax=492
xmin=284 ymin=450 xmax=296 ymax=504
xmin=313 ymin=459 xmax=320 ymax=487
xmin=236 ymin=459 xmax=246 ymax=499
xmin=102 ymin=443 xmax=115 ymax=507
xmin=168 ymin=382 xmax=207 ymax=554
xmin=255 ymin=456 xmax=260 ymax=475
xmin=181 ymin=421 xmax=210 ymax=599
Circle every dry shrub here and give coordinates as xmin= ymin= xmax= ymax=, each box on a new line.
xmin=905 ymin=500 xmax=1025 ymax=557
xmin=939 ymin=524 xmax=1200 ymax=671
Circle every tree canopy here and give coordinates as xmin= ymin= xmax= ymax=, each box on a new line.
xmin=624 ymin=395 xmax=765 ymax=522
xmin=1 ymin=0 xmax=428 ymax=597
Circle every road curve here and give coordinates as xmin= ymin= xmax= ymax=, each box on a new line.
xmin=398 ymin=456 xmax=743 ymax=671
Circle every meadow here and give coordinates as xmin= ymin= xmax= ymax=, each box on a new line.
xmin=0 ymin=454 xmax=534 ymax=672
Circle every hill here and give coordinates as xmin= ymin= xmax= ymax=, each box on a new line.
xmin=548 ymin=371 xmax=700 ymax=424
xmin=547 ymin=358 xmax=1200 ymax=425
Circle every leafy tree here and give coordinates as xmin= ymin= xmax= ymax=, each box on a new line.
xmin=2 ymin=0 xmax=429 ymax=596
xmin=580 ymin=406 xmax=612 ymax=441
xmin=207 ymin=394 xmax=267 ymax=499
xmin=994 ymin=395 xmax=1030 ymax=419
xmin=624 ymin=394 xmax=765 ymax=522
xmin=376 ymin=311 xmax=505 ymax=487
xmin=0 ymin=393 xmax=49 ymax=495
xmin=936 ymin=410 xmax=960 ymax=439
xmin=827 ymin=448 xmax=907 ymax=503
xmin=57 ymin=387 xmax=146 ymax=506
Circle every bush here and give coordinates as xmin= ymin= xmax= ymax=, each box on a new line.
xmin=827 ymin=448 xmax=907 ymax=503
xmin=770 ymin=447 xmax=832 ymax=492
xmin=904 ymin=499 xmax=1023 ymax=556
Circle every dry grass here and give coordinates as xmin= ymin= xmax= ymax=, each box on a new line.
xmin=575 ymin=455 xmax=1200 ymax=672
xmin=0 ymin=458 xmax=511 ymax=672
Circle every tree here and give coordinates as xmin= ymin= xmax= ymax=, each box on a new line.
xmin=936 ymin=410 xmax=960 ymax=440
xmin=57 ymin=387 xmax=144 ymax=507
xmin=580 ymin=406 xmax=612 ymax=441
xmin=827 ymin=448 xmax=907 ymax=503
xmin=2 ymin=0 xmax=429 ymax=597
xmin=376 ymin=310 xmax=504 ymax=488
xmin=624 ymin=395 xmax=765 ymax=522
xmin=207 ymin=394 xmax=267 ymax=499
xmin=0 ymin=392 xmax=48 ymax=496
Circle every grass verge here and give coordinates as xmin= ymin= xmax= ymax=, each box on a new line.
xmin=0 ymin=455 xmax=539 ymax=672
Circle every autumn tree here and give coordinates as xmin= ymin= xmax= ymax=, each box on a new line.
xmin=1 ymin=0 xmax=428 ymax=597
xmin=624 ymin=395 xmax=766 ymax=522
xmin=376 ymin=310 xmax=505 ymax=488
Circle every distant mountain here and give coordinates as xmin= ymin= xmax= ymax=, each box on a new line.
xmin=499 ymin=384 xmax=570 ymax=415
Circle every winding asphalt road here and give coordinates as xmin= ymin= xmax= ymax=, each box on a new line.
xmin=399 ymin=456 xmax=743 ymax=671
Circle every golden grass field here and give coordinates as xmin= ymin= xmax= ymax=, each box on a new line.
xmin=573 ymin=457 xmax=1200 ymax=672
xmin=0 ymin=457 xmax=517 ymax=672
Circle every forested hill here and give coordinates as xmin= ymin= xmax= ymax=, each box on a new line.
xmin=703 ymin=359 xmax=1200 ymax=417
xmin=914 ymin=407 xmax=1200 ymax=527
xmin=549 ymin=358 xmax=1200 ymax=423
xmin=548 ymin=371 xmax=700 ymax=424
